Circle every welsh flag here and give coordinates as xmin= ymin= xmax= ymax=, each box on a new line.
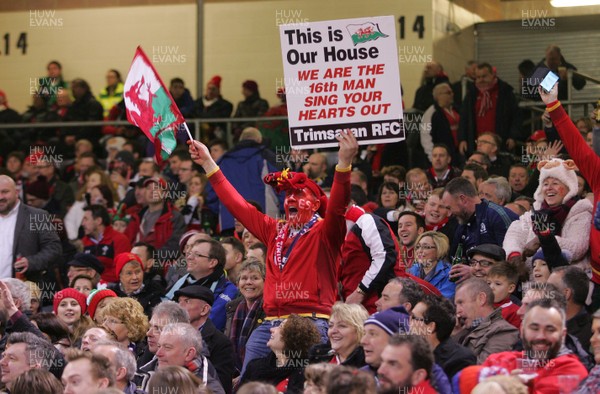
xmin=346 ymin=22 xmax=388 ymax=46
xmin=124 ymin=46 xmax=184 ymax=163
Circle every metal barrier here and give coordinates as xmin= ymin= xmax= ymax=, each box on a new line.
xmin=0 ymin=115 xmax=289 ymax=148
xmin=519 ymin=70 xmax=600 ymax=132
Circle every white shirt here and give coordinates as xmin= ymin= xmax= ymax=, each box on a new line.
xmin=0 ymin=201 xmax=20 ymax=278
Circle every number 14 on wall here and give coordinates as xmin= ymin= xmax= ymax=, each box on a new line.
xmin=398 ymin=16 xmax=425 ymax=39
xmin=1 ymin=33 xmax=28 ymax=55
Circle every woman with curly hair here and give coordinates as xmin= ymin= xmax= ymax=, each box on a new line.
xmin=101 ymin=297 xmax=149 ymax=356
xmin=240 ymin=314 xmax=321 ymax=393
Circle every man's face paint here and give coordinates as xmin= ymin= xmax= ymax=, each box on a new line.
xmin=284 ymin=188 xmax=319 ymax=228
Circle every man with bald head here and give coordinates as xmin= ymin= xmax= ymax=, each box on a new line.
xmin=538 ymin=44 xmax=585 ymax=100
xmin=305 ymin=152 xmax=332 ymax=189
xmin=0 ymin=175 xmax=61 ymax=280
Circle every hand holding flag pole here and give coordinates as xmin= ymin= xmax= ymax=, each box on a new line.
xmin=123 ymin=46 xmax=195 ymax=163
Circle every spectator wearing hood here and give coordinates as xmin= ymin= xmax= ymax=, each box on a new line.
xmin=204 ymin=127 xmax=283 ymax=235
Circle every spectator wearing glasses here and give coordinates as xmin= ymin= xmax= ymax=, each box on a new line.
xmin=475 ymin=132 xmax=513 ymax=178
xmin=164 ymin=239 xmax=237 ymax=331
xmin=408 ymin=231 xmax=455 ymax=298
xmin=466 ymin=151 xmax=491 ymax=172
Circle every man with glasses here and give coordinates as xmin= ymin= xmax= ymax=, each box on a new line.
xmin=467 ymin=244 xmax=506 ymax=279
xmin=475 ymin=132 xmax=513 ymax=177
xmin=164 ymin=239 xmax=237 ymax=331
xmin=466 ymin=151 xmax=491 ymax=171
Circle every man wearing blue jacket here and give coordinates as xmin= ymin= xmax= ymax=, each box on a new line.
xmin=442 ymin=177 xmax=518 ymax=282
xmin=204 ymin=127 xmax=284 ymax=235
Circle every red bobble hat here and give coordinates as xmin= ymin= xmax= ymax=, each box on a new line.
xmin=264 ymin=169 xmax=328 ymax=217
xmin=53 ymin=288 xmax=87 ymax=314
xmin=114 ymin=252 xmax=144 ymax=278
xmin=86 ymin=289 xmax=117 ymax=320
xmin=208 ymin=75 xmax=222 ymax=89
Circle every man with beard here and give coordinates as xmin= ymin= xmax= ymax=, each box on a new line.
xmin=483 ymin=298 xmax=588 ymax=391
xmin=377 ymin=334 xmax=437 ymax=394
xmin=442 ymin=177 xmax=517 ymax=274
xmin=188 ymin=129 xmax=358 ymax=375
xmin=0 ymin=175 xmax=61 ymax=281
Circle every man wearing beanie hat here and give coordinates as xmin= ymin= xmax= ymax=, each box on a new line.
xmin=360 ymin=307 xmax=450 ymax=393
xmin=191 ymin=75 xmax=233 ymax=141
xmin=503 ymin=158 xmax=592 ymax=271
xmin=189 ymin=129 xmax=358 ymax=374
xmin=233 ymin=79 xmax=269 ymax=139
xmin=24 ymin=176 xmax=60 ymax=216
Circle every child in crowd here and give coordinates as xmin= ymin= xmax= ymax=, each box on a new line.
xmin=487 ymin=262 xmax=521 ymax=329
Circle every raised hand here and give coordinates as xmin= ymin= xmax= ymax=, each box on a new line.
xmin=538 ymin=83 xmax=559 ymax=105
xmin=336 ymin=129 xmax=359 ymax=169
xmin=187 ymin=140 xmax=218 ymax=174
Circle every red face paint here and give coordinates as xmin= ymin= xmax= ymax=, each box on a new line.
xmin=284 ymin=188 xmax=318 ymax=228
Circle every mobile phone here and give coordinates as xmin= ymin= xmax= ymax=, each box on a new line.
xmin=540 ymin=71 xmax=559 ymax=93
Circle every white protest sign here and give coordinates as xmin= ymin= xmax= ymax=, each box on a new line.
xmin=279 ymin=15 xmax=404 ymax=149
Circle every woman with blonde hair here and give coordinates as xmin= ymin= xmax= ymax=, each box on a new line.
xmin=147 ymin=366 xmax=204 ymax=394
xmin=408 ymin=231 xmax=455 ymax=298
xmin=309 ymin=302 xmax=369 ymax=367
xmin=101 ymin=297 xmax=149 ymax=356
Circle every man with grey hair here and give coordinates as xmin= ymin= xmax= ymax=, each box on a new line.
xmin=136 ymin=300 xmax=189 ymax=368
xmin=478 ymin=177 xmax=512 ymax=206
xmin=93 ymin=341 xmax=144 ymax=394
xmin=0 ymin=331 xmax=64 ymax=391
xmin=420 ymin=82 xmax=460 ymax=163
xmin=452 ymin=278 xmax=518 ymax=363
xmin=155 ymin=323 xmax=224 ymax=394
xmin=538 ymin=44 xmax=586 ymax=100
xmin=482 ymin=298 xmax=587 ymax=390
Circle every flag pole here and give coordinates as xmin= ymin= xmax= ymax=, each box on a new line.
xmin=183 ymin=123 xmax=195 ymax=141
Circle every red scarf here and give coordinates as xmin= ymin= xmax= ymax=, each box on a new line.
xmin=425 ymin=217 xmax=449 ymax=232
xmin=476 ymin=77 xmax=498 ymax=117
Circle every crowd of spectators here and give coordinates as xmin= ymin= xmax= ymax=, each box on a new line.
xmin=0 ymin=43 xmax=597 ymax=394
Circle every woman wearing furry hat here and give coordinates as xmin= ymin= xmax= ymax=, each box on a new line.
xmin=503 ymin=158 xmax=593 ymax=273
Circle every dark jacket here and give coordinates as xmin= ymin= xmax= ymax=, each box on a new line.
xmin=488 ymin=153 xmax=514 ymax=178
xmin=459 ymin=78 xmax=521 ymax=154
xmin=13 ymin=202 xmax=63 ymax=279
xmin=109 ymin=280 xmax=164 ymax=317
xmin=537 ymin=58 xmax=586 ymax=100
xmin=413 ymin=75 xmax=450 ymax=111
xmin=224 ymin=294 xmax=266 ymax=338
xmin=201 ymin=319 xmax=235 ymax=394
xmin=567 ymin=309 xmax=593 ymax=355
xmin=449 ymin=199 xmax=519 ymax=259
xmin=429 ymin=103 xmax=460 ymax=159
xmin=433 ymin=337 xmax=477 ymax=379
xmin=241 ymin=352 xmax=304 ymax=394
xmin=309 ymin=343 xmax=366 ymax=368
xmin=62 ymin=91 xmax=104 ymax=141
